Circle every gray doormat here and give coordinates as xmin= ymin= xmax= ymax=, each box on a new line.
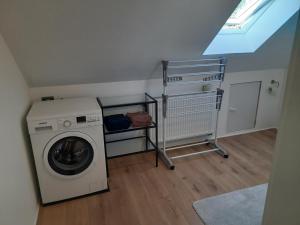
xmin=193 ymin=184 xmax=268 ymax=225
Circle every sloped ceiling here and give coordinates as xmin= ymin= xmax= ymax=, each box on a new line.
xmin=0 ymin=0 xmax=239 ymax=87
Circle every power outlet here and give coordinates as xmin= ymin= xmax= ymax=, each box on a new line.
xmin=41 ymin=96 xmax=55 ymax=101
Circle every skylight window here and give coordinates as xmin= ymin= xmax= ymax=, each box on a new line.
xmin=222 ymin=0 xmax=274 ymax=33
xmin=203 ymin=0 xmax=300 ymax=55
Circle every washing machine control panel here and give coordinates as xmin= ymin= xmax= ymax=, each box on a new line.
xmin=28 ymin=114 xmax=102 ymax=134
xmin=63 ymin=120 xmax=72 ymax=128
xmin=57 ymin=114 xmax=102 ymax=130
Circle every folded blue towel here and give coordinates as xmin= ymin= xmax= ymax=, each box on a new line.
xmin=103 ymin=114 xmax=131 ymax=131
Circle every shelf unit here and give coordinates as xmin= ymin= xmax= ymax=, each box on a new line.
xmin=97 ymin=93 xmax=159 ymax=171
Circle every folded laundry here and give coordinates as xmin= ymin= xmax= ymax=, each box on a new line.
xmin=126 ymin=112 xmax=152 ymax=128
xmin=103 ymin=114 xmax=131 ymax=131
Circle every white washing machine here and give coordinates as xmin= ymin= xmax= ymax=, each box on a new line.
xmin=27 ymin=97 xmax=108 ymax=204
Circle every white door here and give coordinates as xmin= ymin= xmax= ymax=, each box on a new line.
xmin=227 ymin=81 xmax=261 ymax=133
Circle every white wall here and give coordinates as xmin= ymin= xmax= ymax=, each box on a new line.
xmin=262 ymin=16 xmax=300 ymax=225
xmin=30 ymin=80 xmax=149 ymax=100
xmin=30 ymin=68 xmax=287 ymax=156
xmin=219 ymin=69 xmax=287 ymax=137
xmin=0 ymin=34 xmax=38 ymax=225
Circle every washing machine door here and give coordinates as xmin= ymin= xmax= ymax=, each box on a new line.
xmin=43 ymin=132 xmax=97 ymax=177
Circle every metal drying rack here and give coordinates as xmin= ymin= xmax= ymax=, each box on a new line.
xmin=159 ymin=58 xmax=229 ymax=169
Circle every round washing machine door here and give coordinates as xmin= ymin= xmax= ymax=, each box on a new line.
xmin=43 ymin=132 xmax=98 ymax=178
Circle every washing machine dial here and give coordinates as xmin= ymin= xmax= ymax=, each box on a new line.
xmin=63 ymin=120 xmax=72 ymax=128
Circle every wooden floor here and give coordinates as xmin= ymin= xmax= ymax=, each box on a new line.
xmin=37 ymin=129 xmax=276 ymax=225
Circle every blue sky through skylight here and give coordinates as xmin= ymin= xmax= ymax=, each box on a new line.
xmin=203 ymin=0 xmax=300 ymax=55
xmin=222 ymin=0 xmax=274 ymax=33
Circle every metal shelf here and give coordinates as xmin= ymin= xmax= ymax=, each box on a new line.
xmin=97 ymin=93 xmax=159 ymax=171
xmin=104 ymin=122 xmax=157 ymax=135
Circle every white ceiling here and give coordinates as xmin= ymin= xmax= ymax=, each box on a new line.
xmin=0 ymin=0 xmax=239 ymax=87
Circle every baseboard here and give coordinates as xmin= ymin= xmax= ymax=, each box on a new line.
xmin=42 ymin=188 xmax=110 ymax=206
xmin=34 ymin=203 xmax=40 ymax=225
xmin=218 ymin=127 xmax=277 ymax=139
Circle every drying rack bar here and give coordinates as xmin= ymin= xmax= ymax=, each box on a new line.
xmin=164 ymin=132 xmax=214 ymax=142
xmin=155 ymin=90 xmax=217 ymax=99
xmin=159 ymin=141 xmax=228 ymax=163
xmin=166 ymin=79 xmax=221 ymax=86
xmin=168 ymin=63 xmax=226 ymax=69
xmin=168 ymin=58 xmax=225 ymax=64
xmin=168 ymin=71 xmax=223 ymax=78
xmin=170 ymin=148 xmax=219 ymax=160
xmin=166 ymin=141 xmax=210 ymax=151
xmin=166 ymin=92 xmax=220 ymax=99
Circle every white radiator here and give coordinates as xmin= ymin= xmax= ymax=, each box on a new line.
xmin=150 ymin=92 xmax=218 ymax=142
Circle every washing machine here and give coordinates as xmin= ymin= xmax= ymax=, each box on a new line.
xmin=27 ymin=97 xmax=108 ymax=204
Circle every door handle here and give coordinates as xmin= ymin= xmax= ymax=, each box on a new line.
xmin=229 ymin=107 xmax=237 ymax=112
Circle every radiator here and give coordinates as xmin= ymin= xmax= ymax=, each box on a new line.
xmin=150 ymin=92 xmax=218 ymax=142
